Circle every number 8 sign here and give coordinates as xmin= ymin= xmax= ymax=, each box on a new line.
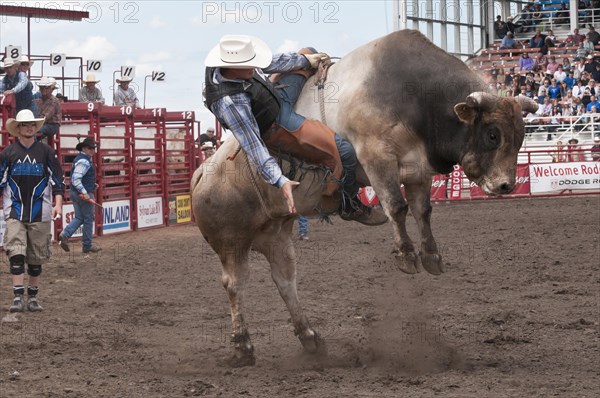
xmin=50 ymin=53 xmax=66 ymax=67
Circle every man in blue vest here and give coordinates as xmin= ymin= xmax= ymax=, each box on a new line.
xmin=58 ymin=137 xmax=101 ymax=254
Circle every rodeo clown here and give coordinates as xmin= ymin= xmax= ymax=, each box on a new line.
xmin=203 ymin=35 xmax=387 ymax=225
xmin=0 ymin=110 xmax=65 ymax=312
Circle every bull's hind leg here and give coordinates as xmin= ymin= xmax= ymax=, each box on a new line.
xmin=404 ymin=181 xmax=444 ymax=275
xmin=253 ymin=220 xmax=327 ymax=356
xmin=219 ymin=242 xmax=256 ymax=367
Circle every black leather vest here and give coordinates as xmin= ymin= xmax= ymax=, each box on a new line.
xmin=204 ymin=67 xmax=280 ymax=135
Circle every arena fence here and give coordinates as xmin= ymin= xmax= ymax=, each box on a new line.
xmin=1 ymin=96 xmax=598 ymax=246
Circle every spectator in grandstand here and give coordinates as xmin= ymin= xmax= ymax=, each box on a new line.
xmin=34 ymin=77 xmax=62 ymax=142
xmin=497 ymin=81 xmax=510 ymax=97
xmin=199 ymin=126 xmax=218 ymax=147
xmin=78 ymin=73 xmax=104 ymax=104
xmin=567 ymin=138 xmax=583 ymax=161
xmin=561 ymin=57 xmax=572 ymax=74
xmin=546 ymin=106 xmax=563 ymax=140
xmin=554 ymin=65 xmax=567 ymax=83
xmin=201 ymin=141 xmax=216 ymax=160
xmin=533 ymin=51 xmax=548 ymax=72
xmin=554 ymin=2 xmax=570 ymax=26
xmin=545 ymin=30 xmax=557 ymax=48
xmin=494 ymin=15 xmax=509 ymax=39
xmin=573 ymin=57 xmax=586 ymax=79
xmin=520 ymin=52 xmax=535 ymax=73
xmin=58 ymin=137 xmax=101 ymax=255
xmin=506 ymin=16 xmax=518 ymax=35
xmin=530 ymin=30 xmax=546 ymax=49
xmin=549 ymin=140 xmax=567 ymax=162
xmin=586 ymin=95 xmax=600 ymax=111
xmin=0 ymin=109 xmax=65 ymax=312
xmin=549 ymin=79 xmax=562 ymax=99
xmin=564 ymin=71 xmax=576 ymax=88
xmin=490 ymin=63 xmax=501 ymax=83
xmin=524 ymin=82 xmax=536 ymax=99
xmin=519 ymin=4 xmax=534 ymax=32
xmin=591 ymin=136 xmax=600 ymax=161
xmin=500 ymin=32 xmax=518 ymax=49
xmin=297 ymin=216 xmax=309 ymax=240
xmin=587 ymin=79 xmax=598 ymax=96
xmin=538 ymin=81 xmax=548 ymax=104
xmin=583 ymin=34 xmax=595 ymax=55
xmin=114 ymin=75 xmax=140 ymax=108
xmin=566 ymin=28 xmax=586 ymax=46
xmin=546 ymin=56 xmax=560 ymax=75
xmin=592 ymin=63 xmax=600 ymax=82
xmin=1 ymin=58 xmax=34 ymax=115
xmin=588 ymin=25 xmax=600 ymax=45
xmin=573 ymin=79 xmax=585 ymax=98
xmin=531 ymin=4 xmax=543 ymax=27
xmin=584 ymin=55 xmax=597 ymax=74
xmin=582 ymin=87 xmax=593 ymax=108
xmin=504 ymin=67 xmax=515 ymax=86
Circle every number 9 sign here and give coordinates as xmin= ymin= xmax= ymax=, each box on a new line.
xmin=50 ymin=53 xmax=66 ymax=67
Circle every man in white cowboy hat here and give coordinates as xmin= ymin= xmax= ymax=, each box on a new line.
xmin=34 ymin=76 xmax=62 ymax=141
xmin=204 ymin=35 xmax=387 ymax=224
xmin=79 ymin=73 xmax=105 ymax=103
xmin=201 ymin=141 xmax=216 ymax=159
xmin=0 ymin=109 xmax=65 ymax=312
xmin=58 ymin=137 xmax=101 ymax=254
xmin=1 ymin=57 xmax=34 ymax=115
xmin=114 ymin=75 xmax=140 ymax=108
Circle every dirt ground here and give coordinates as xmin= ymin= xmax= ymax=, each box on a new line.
xmin=0 ymin=195 xmax=598 ymax=397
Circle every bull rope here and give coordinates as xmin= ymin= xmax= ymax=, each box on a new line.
xmin=315 ymin=56 xmax=338 ymax=124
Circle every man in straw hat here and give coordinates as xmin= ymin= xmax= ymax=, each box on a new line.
xmin=204 ymin=35 xmax=387 ymax=224
xmin=0 ymin=109 xmax=65 ymax=312
xmin=114 ymin=75 xmax=140 ymax=108
xmin=79 ymin=73 xmax=105 ymax=103
xmin=58 ymin=137 xmax=101 ymax=254
xmin=201 ymin=141 xmax=216 ymax=160
xmin=34 ymin=76 xmax=62 ymax=142
xmin=1 ymin=57 xmax=34 ymax=114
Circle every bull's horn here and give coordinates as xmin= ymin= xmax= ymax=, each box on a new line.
xmin=465 ymin=92 xmax=497 ymax=112
xmin=515 ymin=94 xmax=540 ymax=114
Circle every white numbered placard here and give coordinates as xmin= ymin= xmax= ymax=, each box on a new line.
xmin=87 ymin=59 xmax=103 ymax=73
xmin=50 ymin=53 xmax=66 ymax=67
xmin=6 ymin=46 xmax=21 ymax=60
xmin=120 ymin=65 xmax=135 ymax=79
xmin=151 ymin=71 xmax=166 ymax=82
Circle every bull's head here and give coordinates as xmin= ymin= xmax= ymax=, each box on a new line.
xmin=453 ymin=92 xmax=538 ymax=195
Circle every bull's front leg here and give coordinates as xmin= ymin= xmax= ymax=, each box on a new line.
xmin=404 ymin=180 xmax=444 ymax=275
xmin=361 ymin=159 xmax=419 ymax=274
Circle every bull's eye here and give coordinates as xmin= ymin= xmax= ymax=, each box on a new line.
xmin=490 ymin=132 xmax=497 ymax=141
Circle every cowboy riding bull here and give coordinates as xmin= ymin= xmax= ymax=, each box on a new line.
xmin=192 ymin=30 xmax=538 ymax=366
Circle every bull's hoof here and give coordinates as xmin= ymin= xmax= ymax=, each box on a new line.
xmin=299 ymin=331 xmax=328 ymax=357
xmin=420 ymin=253 xmax=444 ymax=275
xmin=228 ymin=350 xmax=256 ymax=367
xmin=393 ymin=251 xmax=420 ymax=274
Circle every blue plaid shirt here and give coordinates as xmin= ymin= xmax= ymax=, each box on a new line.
xmin=208 ymin=53 xmax=309 ymax=188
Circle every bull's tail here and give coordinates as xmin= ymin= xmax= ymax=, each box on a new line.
xmin=190 ymin=164 xmax=204 ymax=194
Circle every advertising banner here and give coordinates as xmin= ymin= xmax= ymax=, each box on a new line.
xmin=102 ymin=200 xmax=131 ymax=234
xmin=529 ymin=162 xmax=600 ymax=193
xmin=137 ymin=197 xmax=163 ymax=228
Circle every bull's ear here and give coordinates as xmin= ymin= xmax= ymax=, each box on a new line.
xmin=454 ymin=103 xmax=477 ymax=125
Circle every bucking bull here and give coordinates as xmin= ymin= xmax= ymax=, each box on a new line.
xmin=191 ymin=30 xmax=538 ymax=366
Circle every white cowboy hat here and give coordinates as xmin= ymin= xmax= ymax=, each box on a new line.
xmin=201 ymin=141 xmax=215 ymax=150
xmin=19 ymin=55 xmax=34 ymax=67
xmin=37 ymin=76 xmax=58 ymax=88
xmin=2 ymin=57 xmax=20 ymax=68
xmin=116 ymin=75 xmax=132 ymax=83
xmin=205 ymin=35 xmax=272 ymax=69
xmin=83 ymin=73 xmax=100 ymax=83
xmin=5 ymin=110 xmax=45 ymax=137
